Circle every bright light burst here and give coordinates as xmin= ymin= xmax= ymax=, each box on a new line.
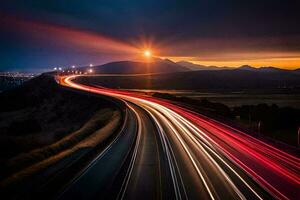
xmin=144 ymin=50 xmax=151 ymax=58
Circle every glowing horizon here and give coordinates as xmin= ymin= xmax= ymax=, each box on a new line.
xmin=2 ymin=14 xmax=300 ymax=70
xmin=166 ymin=56 xmax=300 ymax=70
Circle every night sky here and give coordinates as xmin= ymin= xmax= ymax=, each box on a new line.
xmin=1 ymin=0 xmax=300 ymax=71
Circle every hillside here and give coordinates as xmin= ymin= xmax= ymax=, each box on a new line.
xmin=177 ymin=61 xmax=232 ymax=71
xmin=0 ymin=74 xmax=122 ymax=198
xmin=0 ymin=76 xmax=31 ymax=92
xmin=78 ymin=60 xmax=190 ymax=74
xmin=176 ymin=61 xmax=300 ymax=73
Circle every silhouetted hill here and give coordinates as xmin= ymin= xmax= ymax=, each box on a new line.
xmin=237 ymin=65 xmax=290 ymax=72
xmin=292 ymin=68 xmax=300 ymax=74
xmin=237 ymin=65 xmax=256 ymax=71
xmin=176 ymin=61 xmax=298 ymax=73
xmin=79 ymin=60 xmax=190 ymax=74
xmin=177 ymin=61 xmax=232 ymax=71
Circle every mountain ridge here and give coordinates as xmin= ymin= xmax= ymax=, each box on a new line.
xmin=176 ymin=60 xmax=299 ymax=72
xmin=73 ymin=59 xmax=300 ymax=75
xmin=78 ymin=59 xmax=189 ymax=74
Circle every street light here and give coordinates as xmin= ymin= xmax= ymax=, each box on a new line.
xmin=72 ymin=65 xmax=75 ymax=69
xmin=89 ymin=63 xmax=93 ymax=67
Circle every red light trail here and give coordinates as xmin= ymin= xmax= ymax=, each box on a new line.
xmin=60 ymin=75 xmax=300 ymax=199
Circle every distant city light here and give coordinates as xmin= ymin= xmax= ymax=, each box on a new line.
xmin=89 ymin=64 xmax=93 ymax=67
xmin=58 ymin=67 xmax=62 ymax=71
xmin=53 ymin=67 xmax=57 ymax=70
xmin=72 ymin=65 xmax=75 ymax=69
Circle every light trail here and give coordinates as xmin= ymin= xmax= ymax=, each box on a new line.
xmin=117 ymin=104 xmax=143 ymax=200
xmin=60 ymin=75 xmax=300 ymax=200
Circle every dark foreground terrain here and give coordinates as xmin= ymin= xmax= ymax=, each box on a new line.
xmin=76 ymin=68 xmax=300 ymax=90
xmin=0 ymin=76 xmax=32 ymax=92
xmin=0 ymin=74 xmax=123 ymax=199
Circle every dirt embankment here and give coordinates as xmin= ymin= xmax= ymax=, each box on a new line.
xmin=0 ymin=74 xmax=124 ymax=196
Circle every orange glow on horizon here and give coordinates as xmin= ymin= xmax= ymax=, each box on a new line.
xmin=166 ymin=56 xmax=300 ymax=70
xmin=4 ymin=14 xmax=300 ymax=70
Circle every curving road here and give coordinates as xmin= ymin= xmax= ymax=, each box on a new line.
xmin=58 ymin=75 xmax=300 ymax=200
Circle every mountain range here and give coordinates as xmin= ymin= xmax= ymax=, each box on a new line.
xmin=176 ymin=61 xmax=232 ymax=71
xmin=76 ymin=59 xmax=299 ymax=75
xmin=73 ymin=59 xmax=300 ymax=90
xmin=78 ymin=59 xmax=189 ymax=74
xmin=176 ymin=61 xmax=300 ymax=73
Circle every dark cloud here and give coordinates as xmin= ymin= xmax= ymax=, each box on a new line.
xmin=1 ymin=0 xmax=300 ymax=70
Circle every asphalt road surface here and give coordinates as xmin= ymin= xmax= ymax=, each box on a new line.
xmin=58 ymin=75 xmax=300 ymax=200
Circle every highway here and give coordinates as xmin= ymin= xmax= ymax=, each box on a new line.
xmin=59 ymin=75 xmax=300 ymax=200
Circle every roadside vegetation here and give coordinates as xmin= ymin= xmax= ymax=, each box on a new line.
xmin=152 ymin=93 xmax=300 ymax=147
xmin=0 ymin=74 xmax=123 ymax=198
